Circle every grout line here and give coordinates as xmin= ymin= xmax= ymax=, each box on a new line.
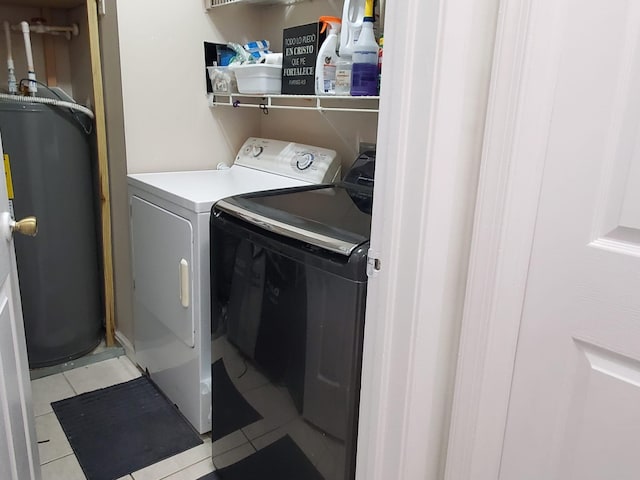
xmin=129 ymin=440 xmax=213 ymax=480
xmin=242 ymin=428 xmax=258 ymax=451
xmin=155 ymin=458 xmax=206 ymax=480
xmin=212 ymin=442 xmax=257 ymax=470
xmin=210 ymin=431 xmax=243 ymax=458
xmin=240 ymin=428 xmax=251 ymax=444
xmin=39 ymin=452 xmax=77 ymax=467
xmin=34 ymin=405 xmax=54 ymax=419
xmin=62 ymin=369 xmax=79 ymax=396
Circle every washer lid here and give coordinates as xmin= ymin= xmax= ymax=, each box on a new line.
xmin=127 ymin=165 xmax=310 ymax=213
xmin=215 ymin=184 xmax=372 ymax=256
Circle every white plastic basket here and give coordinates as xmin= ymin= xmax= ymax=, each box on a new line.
xmin=207 ymin=66 xmax=237 ymax=94
xmin=230 ymin=64 xmax=282 ymax=95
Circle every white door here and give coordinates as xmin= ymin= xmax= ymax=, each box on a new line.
xmin=500 ymin=1 xmax=640 ymax=477
xmin=447 ymin=0 xmax=640 ymax=478
xmin=0 ymin=133 xmax=41 ymax=480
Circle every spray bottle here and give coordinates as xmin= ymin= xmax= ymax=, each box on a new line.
xmin=315 ymin=16 xmax=342 ymax=95
xmin=351 ymin=0 xmax=379 ymax=96
xmin=336 ymin=0 xmax=365 ymax=95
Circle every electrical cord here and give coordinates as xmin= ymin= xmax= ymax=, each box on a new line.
xmin=20 ymin=78 xmax=93 ymax=135
xmin=1 ymin=79 xmax=95 ymax=135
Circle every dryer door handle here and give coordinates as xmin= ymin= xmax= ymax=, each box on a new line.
xmin=179 ymin=259 xmax=189 ymax=308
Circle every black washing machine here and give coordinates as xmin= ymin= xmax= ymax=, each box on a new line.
xmin=209 ymin=152 xmax=375 ymax=480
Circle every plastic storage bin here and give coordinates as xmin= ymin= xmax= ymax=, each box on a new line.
xmin=207 ymin=66 xmax=237 ymax=94
xmin=231 ymin=64 xmax=282 ymax=94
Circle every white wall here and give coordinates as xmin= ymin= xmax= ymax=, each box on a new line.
xmin=115 ymin=0 xmax=261 ymax=174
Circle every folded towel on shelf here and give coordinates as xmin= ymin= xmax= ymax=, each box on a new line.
xmin=244 ymin=40 xmax=273 ymax=60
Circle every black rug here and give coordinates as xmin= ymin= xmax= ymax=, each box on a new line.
xmin=51 ymin=376 xmax=203 ymax=480
xmin=212 ymin=358 xmax=263 ymax=441
xmin=198 ymin=435 xmax=324 ymax=480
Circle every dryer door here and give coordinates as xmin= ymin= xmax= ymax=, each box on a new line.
xmin=131 ymin=196 xmax=195 ymax=349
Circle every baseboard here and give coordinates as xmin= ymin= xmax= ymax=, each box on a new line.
xmin=114 ymin=330 xmax=136 ymax=366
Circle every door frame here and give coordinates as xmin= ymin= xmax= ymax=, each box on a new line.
xmin=355 ymin=0 xmax=500 ymax=478
xmin=444 ymin=0 xmax=569 ymax=477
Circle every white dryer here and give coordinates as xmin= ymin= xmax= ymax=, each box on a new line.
xmin=128 ymin=137 xmax=341 ymax=433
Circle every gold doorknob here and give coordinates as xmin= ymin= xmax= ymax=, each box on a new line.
xmin=11 ymin=216 xmax=37 ymax=237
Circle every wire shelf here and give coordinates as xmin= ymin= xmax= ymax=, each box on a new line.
xmin=207 ymin=0 xmax=307 ymax=8
xmin=208 ymin=93 xmax=380 ymax=113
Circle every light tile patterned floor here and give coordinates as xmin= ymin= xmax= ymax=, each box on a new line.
xmin=32 ymin=356 xmax=216 ymax=480
xmin=33 ymin=352 xmax=314 ymax=480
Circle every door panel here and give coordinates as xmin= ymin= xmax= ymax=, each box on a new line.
xmin=555 ymin=340 xmax=640 ymax=479
xmin=131 ymin=196 xmax=195 ymax=348
xmin=498 ymin=0 xmax=640 ymax=478
xmin=0 ymin=132 xmax=40 ymax=479
xmin=0 ymin=332 xmax=19 ymax=480
xmin=0 ymin=291 xmax=30 ymax=478
xmin=589 ymin=0 xmax=640 ymax=250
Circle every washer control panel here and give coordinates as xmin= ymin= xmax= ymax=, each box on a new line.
xmin=235 ymin=137 xmax=341 ymax=183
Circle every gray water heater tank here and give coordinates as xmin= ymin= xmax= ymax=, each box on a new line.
xmin=0 ymin=100 xmax=102 ymax=368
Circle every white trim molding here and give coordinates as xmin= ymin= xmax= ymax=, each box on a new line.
xmin=355 ymin=0 xmax=500 ymax=479
xmin=114 ymin=329 xmax=136 ymax=365
xmin=444 ymin=0 xmax=570 ymax=478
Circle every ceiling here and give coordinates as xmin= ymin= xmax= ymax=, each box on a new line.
xmin=0 ymin=0 xmax=84 ymax=8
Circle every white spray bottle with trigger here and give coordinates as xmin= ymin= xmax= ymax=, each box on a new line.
xmin=315 ymin=16 xmax=342 ymax=95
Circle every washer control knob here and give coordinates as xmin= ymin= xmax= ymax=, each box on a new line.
xmin=252 ymin=145 xmax=264 ymax=157
xmin=296 ymin=152 xmax=314 ymax=170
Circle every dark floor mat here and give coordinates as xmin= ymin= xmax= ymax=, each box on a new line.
xmin=212 ymin=358 xmax=263 ymax=441
xmin=198 ymin=435 xmax=324 ymax=480
xmin=51 ymin=376 xmax=203 ymax=480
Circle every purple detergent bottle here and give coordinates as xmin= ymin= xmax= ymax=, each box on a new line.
xmin=350 ymin=16 xmax=379 ymax=96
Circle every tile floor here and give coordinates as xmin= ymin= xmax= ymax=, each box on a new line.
xmin=32 ymin=355 xmax=217 ymax=480
xmin=212 ymin=335 xmax=343 ymax=479
xmin=34 ymin=348 xmax=342 ymax=479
